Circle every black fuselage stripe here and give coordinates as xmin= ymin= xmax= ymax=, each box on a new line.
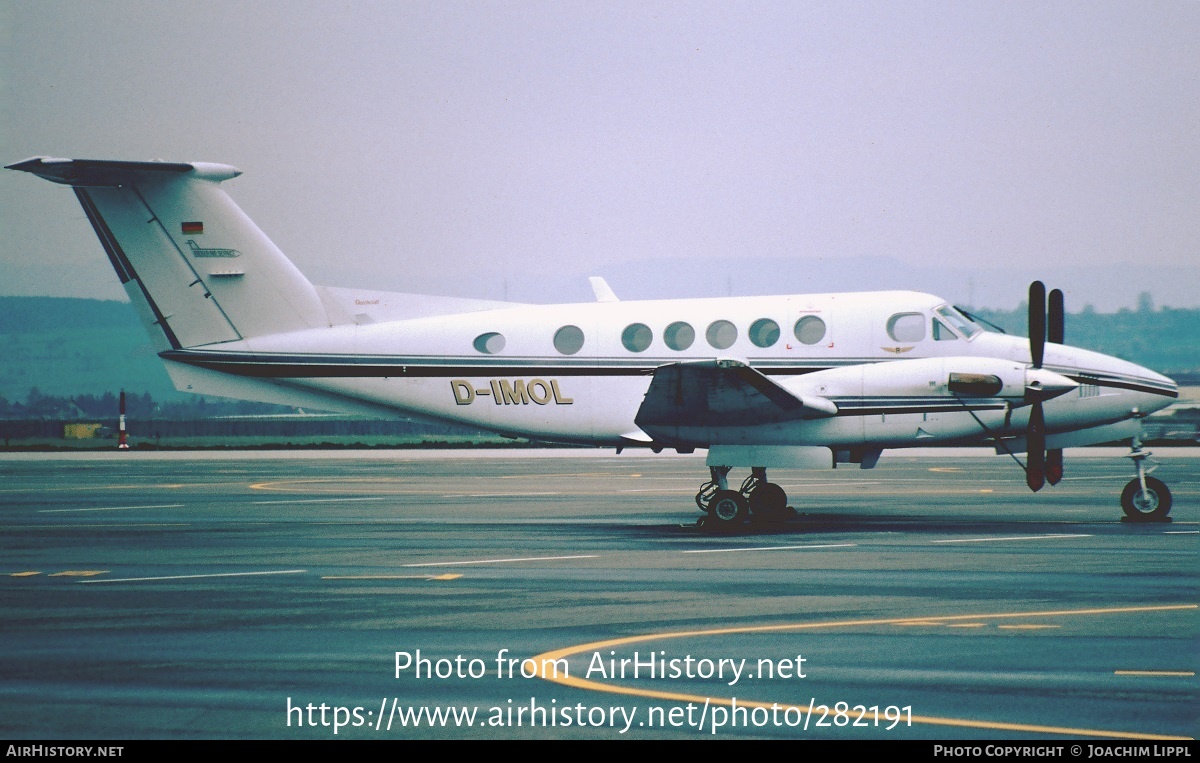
xmin=158 ymin=352 xmax=837 ymax=375
xmin=1065 ymin=374 xmax=1177 ymax=399
xmin=161 ymin=359 xmax=713 ymax=378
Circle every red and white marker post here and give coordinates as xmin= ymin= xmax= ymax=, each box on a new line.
xmin=117 ymin=390 xmax=129 ymax=450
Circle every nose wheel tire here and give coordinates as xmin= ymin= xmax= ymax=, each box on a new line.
xmin=707 ymin=489 xmax=748 ymax=531
xmin=1120 ymin=477 xmax=1172 ymax=521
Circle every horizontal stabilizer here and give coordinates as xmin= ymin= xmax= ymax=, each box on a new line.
xmin=6 ymin=157 xmax=240 ymax=186
xmin=635 ymin=359 xmax=836 ymax=441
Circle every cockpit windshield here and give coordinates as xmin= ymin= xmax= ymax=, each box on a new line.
xmin=933 ymin=305 xmax=981 ymax=339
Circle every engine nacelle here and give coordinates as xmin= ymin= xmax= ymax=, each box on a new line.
xmin=784 ymin=356 xmax=1072 ymax=400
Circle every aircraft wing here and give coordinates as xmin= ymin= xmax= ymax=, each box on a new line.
xmin=634 ymin=360 xmax=837 ymax=442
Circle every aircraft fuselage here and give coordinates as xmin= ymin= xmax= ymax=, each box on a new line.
xmin=158 ymin=290 xmax=1177 ymax=449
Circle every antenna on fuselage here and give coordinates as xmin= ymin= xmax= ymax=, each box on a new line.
xmin=589 ymin=277 xmax=619 ymax=303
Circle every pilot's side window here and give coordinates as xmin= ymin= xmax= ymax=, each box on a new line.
xmin=554 ymin=325 xmax=585 ymax=355
xmin=663 ymin=321 xmax=695 ymax=351
xmin=706 ymin=320 xmax=738 ymax=349
xmin=886 ymin=313 xmax=926 ymax=343
xmin=748 ymin=318 xmax=780 ymax=348
xmin=932 ymin=319 xmax=958 ymax=341
xmin=793 ymin=315 xmax=826 ymax=345
xmin=621 ymin=323 xmax=653 ymax=352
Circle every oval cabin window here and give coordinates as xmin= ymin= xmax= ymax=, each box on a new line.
xmin=663 ymin=321 xmax=695 ymax=351
xmin=621 ymin=323 xmax=653 ymax=352
xmin=473 ymin=332 xmax=506 ymax=354
xmin=553 ymin=325 xmax=585 ymax=355
xmin=749 ymin=318 xmax=780 ymax=348
xmin=706 ymin=320 xmax=737 ymax=350
xmin=793 ymin=315 xmax=826 ymax=345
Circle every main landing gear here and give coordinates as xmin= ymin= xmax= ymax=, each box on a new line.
xmin=696 ymin=466 xmax=793 ymax=531
xmin=1121 ymin=436 xmax=1172 ymax=522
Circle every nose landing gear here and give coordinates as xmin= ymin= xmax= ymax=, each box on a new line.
xmin=1121 ymin=436 xmax=1172 ymax=522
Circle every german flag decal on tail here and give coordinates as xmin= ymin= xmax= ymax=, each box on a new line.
xmin=181 ymin=221 xmax=203 ymax=235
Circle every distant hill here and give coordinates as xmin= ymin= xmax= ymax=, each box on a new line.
xmin=972 ymin=306 xmax=1200 ymax=377
xmin=0 ymin=297 xmax=179 ymax=401
xmin=0 ymin=296 xmax=1195 ymax=406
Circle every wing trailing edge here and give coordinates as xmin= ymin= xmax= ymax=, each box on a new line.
xmin=634 ymin=359 xmax=836 ymax=444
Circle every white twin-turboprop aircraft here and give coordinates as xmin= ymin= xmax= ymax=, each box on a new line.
xmin=8 ymin=157 xmax=1180 ymax=530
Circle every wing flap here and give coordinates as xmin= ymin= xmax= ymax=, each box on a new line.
xmin=634 ymin=359 xmax=836 ymax=438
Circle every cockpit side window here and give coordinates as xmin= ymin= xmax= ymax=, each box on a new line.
xmin=886 ymin=312 xmax=926 ymax=343
xmin=934 ymin=305 xmax=980 ymax=339
xmin=933 ymin=319 xmax=958 ymax=341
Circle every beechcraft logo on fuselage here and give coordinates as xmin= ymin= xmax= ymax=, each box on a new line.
xmin=186 ymin=239 xmax=242 ymax=258
xmin=451 ymin=379 xmax=573 ymax=406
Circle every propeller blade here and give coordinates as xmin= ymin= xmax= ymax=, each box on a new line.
xmin=1026 ymin=401 xmax=1046 ymax=492
xmin=1048 ymin=288 xmax=1064 ymax=345
xmin=1029 ymin=281 xmax=1046 ymax=368
xmin=1046 ymin=447 xmax=1063 ymax=486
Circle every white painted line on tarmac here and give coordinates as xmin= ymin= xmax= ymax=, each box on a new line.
xmin=443 ymin=492 xmax=562 ymax=498
xmin=682 ymin=543 xmax=857 ymax=554
xmin=6 ymin=524 xmax=191 ymax=529
xmin=79 ymin=569 xmax=307 ymax=584
xmin=322 ymin=574 xmax=462 ymax=581
xmin=931 ymin=534 xmax=1092 ymax=544
xmin=1164 ymin=531 xmax=1198 ymax=534
xmin=402 ymin=555 xmax=598 ymax=568
xmin=39 ymin=504 xmax=185 ymax=513
xmin=251 ymin=497 xmax=389 ymax=505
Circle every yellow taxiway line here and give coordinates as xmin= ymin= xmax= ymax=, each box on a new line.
xmin=532 ymin=604 xmax=1196 ymax=740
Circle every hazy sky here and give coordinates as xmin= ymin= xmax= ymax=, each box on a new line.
xmin=2 ymin=1 xmax=1197 ymax=308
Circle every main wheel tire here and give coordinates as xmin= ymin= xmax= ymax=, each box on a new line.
xmin=1121 ymin=477 xmax=1172 ymax=520
xmin=707 ymin=489 xmax=748 ymax=530
xmin=748 ymin=482 xmax=788 ymax=522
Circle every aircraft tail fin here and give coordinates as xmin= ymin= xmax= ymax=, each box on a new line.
xmin=7 ymin=157 xmax=328 ymax=349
